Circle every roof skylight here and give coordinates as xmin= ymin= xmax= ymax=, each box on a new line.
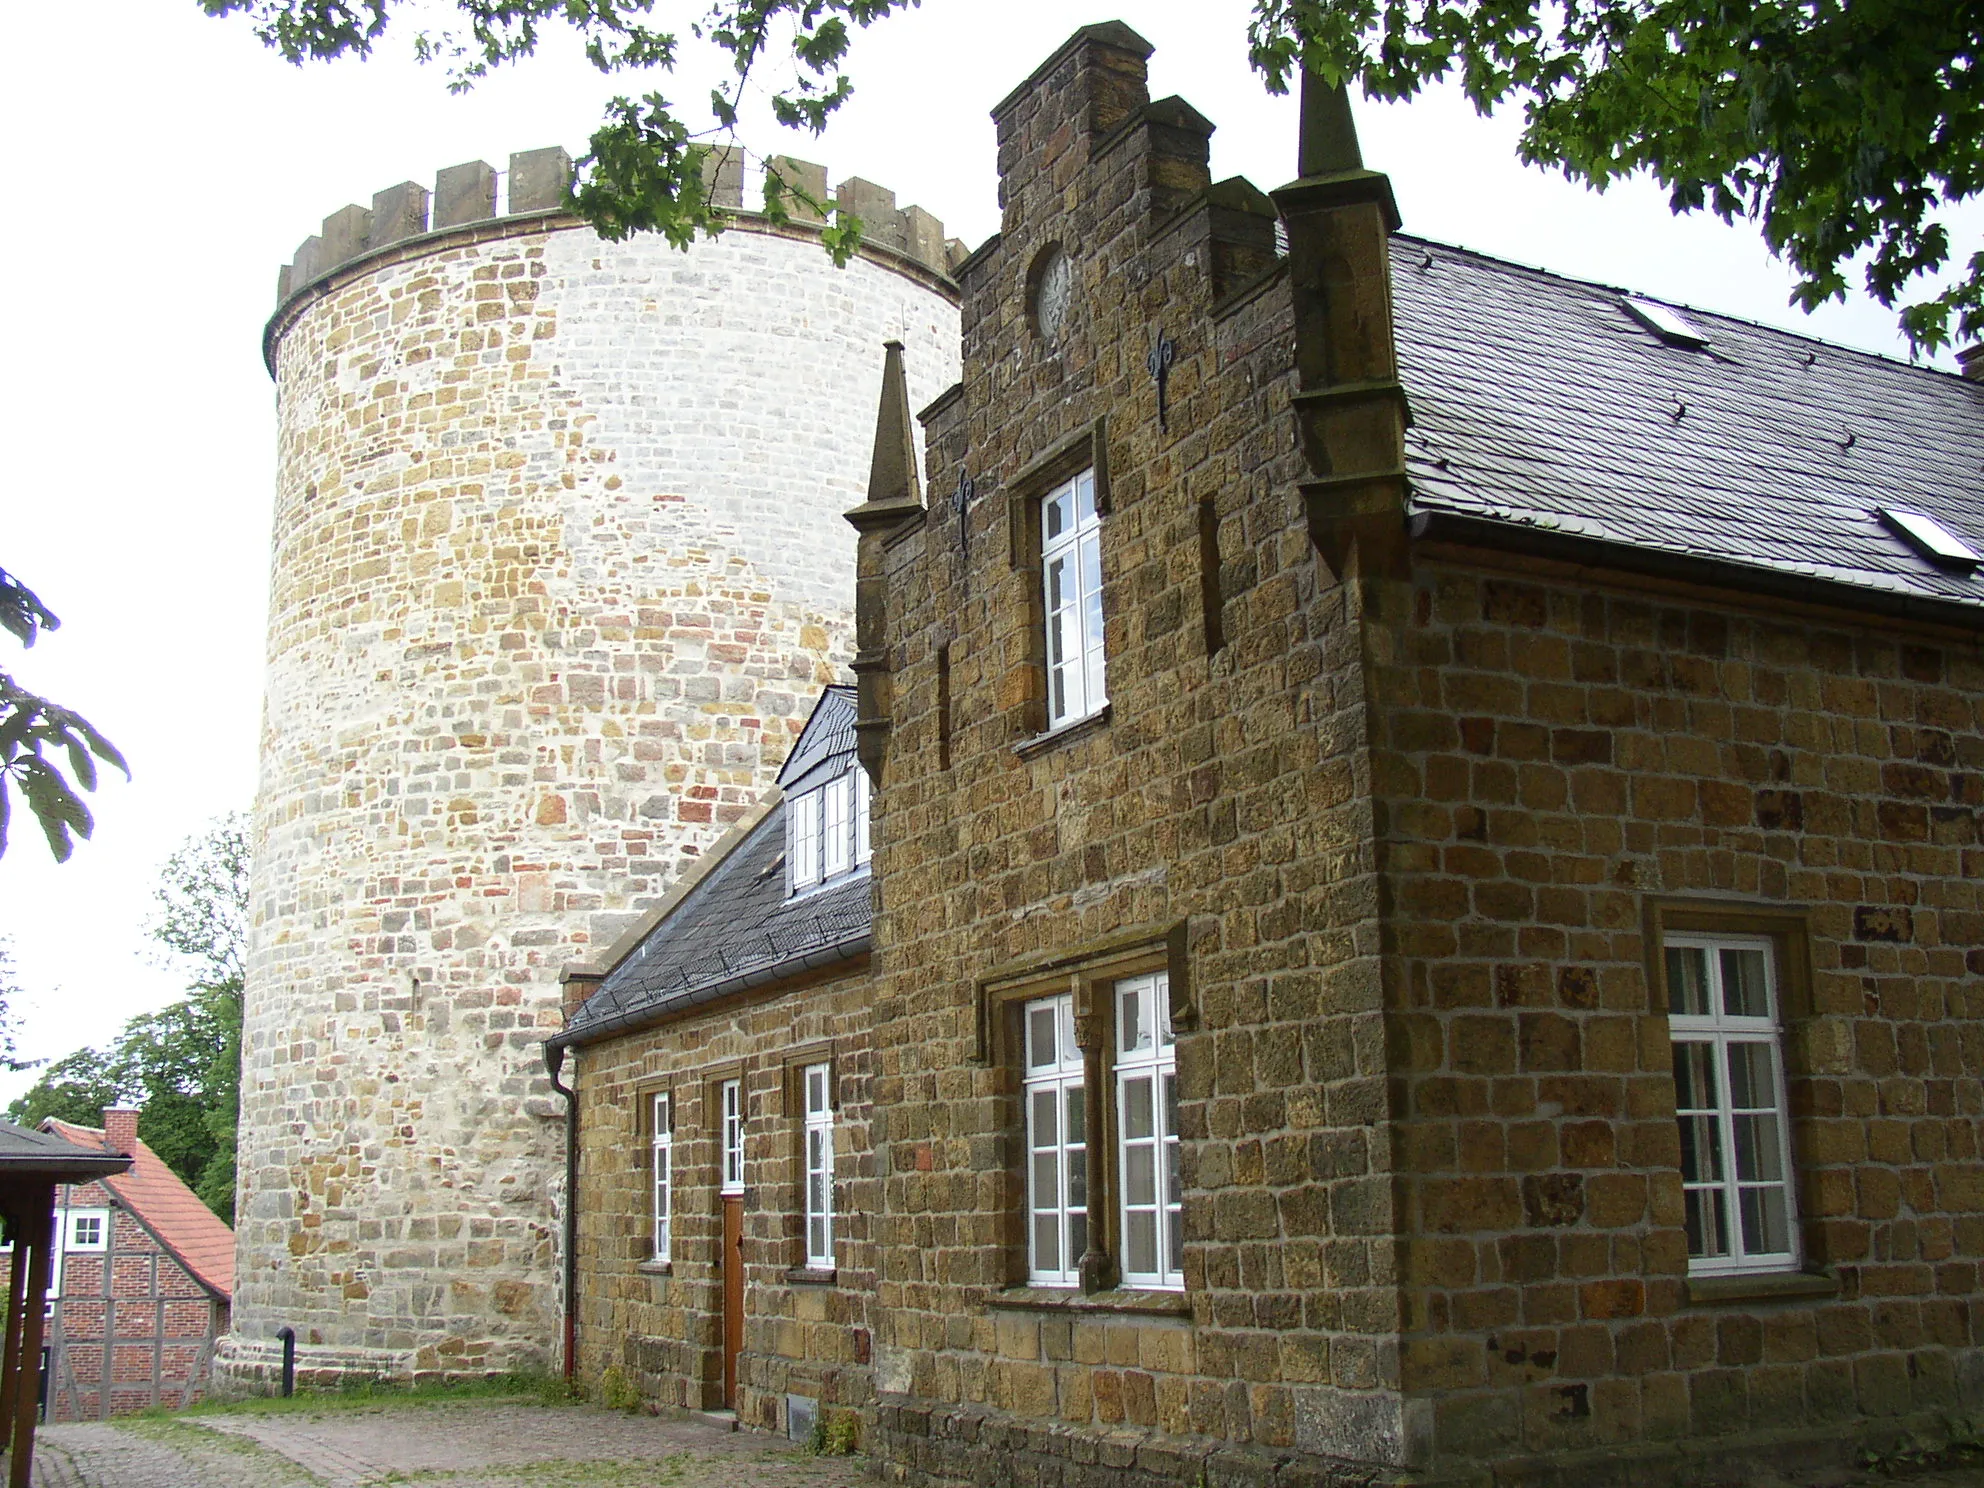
xmin=1878 ymin=507 xmax=1982 ymax=571
xmin=1623 ymin=297 xmax=1710 ymax=349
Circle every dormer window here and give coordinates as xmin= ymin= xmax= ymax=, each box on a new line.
xmin=787 ymin=765 xmax=871 ymax=897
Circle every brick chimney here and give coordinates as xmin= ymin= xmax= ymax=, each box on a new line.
xmin=1958 ymin=345 xmax=1984 ymax=382
xmin=102 ymin=1107 xmax=139 ymax=1155
xmin=559 ymin=967 xmax=603 ymax=1020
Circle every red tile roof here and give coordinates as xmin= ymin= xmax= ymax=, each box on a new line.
xmin=44 ymin=1118 xmax=234 ymax=1299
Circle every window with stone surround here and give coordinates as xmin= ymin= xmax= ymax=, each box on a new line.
xmin=803 ymin=1063 xmax=834 ymax=1269
xmin=997 ymin=936 xmax=1191 ymax=1295
xmin=651 ymin=1092 xmax=673 ymax=1264
xmin=1665 ymin=932 xmax=1799 ymax=1275
xmin=1041 ymin=468 xmax=1107 ymax=730
xmin=786 ymin=766 xmax=871 ymax=897
xmin=1003 ymin=418 xmax=1112 ymax=744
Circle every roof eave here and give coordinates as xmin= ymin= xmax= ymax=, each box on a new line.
xmin=547 ymin=931 xmax=872 ymax=1055
xmin=99 ymin=1170 xmax=232 ymax=1302
xmin=1409 ymin=508 xmax=1984 ymax=634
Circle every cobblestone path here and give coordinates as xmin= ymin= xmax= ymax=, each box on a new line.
xmin=33 ymin=1401 xmax=874 ymax=1488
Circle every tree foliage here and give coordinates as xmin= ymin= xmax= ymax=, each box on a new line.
xmin=1249 ymin=0 xmax=1984 ymax=353
xmin=6 ymin=818 xmax=246 ymax=1221
xmin=198 ymin=0 xmax=913 ymax=259
xmin=0 ymin=569 xmax=127 ymax=862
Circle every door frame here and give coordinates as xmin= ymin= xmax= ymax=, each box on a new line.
xmin=721 ymin=1193 xmax=743 ymax=1409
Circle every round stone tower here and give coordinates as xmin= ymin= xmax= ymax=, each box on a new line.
xmin=220 ymin=147 xmax=960 ymax=1387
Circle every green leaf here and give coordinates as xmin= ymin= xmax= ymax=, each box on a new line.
xmin=0 ymin=666 xmax=124 ymax=863
xmin=1249 ymin=0 xmax=1984 ymax=353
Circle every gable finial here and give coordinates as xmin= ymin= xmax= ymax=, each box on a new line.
xmin=1297 ymin=68 xmax=1364 ymax=180
xmin=850 ymin=340 xmax=923 ymax=525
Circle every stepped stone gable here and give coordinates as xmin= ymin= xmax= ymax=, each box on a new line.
xmin=834 ymin=20 xmax=1984 ymax=1488
xmin=855 ymin=21 xmax=1406 ymax=1479
xmin=228 ymin=150 xmax=959 ymax=1388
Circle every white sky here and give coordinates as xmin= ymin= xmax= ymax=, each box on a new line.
xmin=0 ymin=0 xmax=1974 ymax=1106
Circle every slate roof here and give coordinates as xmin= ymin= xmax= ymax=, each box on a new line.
xmin=45 ymin=1118 xmax=234 ymax=1299
xmin=777 ymin=685 xmax=858 ymax=795
xmin=0 ymin=1120 xmax=131 ymax=1182
xmin=1390 ymin=234 xmax=1984 ymax=618
xmin=557 ymin=690 xmax=871 ymax=1048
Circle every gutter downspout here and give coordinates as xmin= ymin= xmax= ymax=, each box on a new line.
xmin=545 ymin=1041 xmax=579 ymax=1382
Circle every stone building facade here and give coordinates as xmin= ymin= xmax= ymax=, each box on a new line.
xmin=552 ymin=687 xmax=879 ymax=1437
xmin=229 ymin=148 xmax=960 ymax=1387
xmin=822 ymin=22 xmax=1981 ymax=1488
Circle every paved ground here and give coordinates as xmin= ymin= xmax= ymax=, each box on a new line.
xmin=29 ymin=1402 xmax=1984 ymax=1488
xmin=31 ymin=1400 xmax=875 ymax=1488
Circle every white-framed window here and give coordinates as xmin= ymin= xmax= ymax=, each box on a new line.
xmin=822 ymin=774 xmax=851 ymax=879
xmin=853 ymin=767 xmax=872 ymax=867
xmin=1023 ymin=993 xmax=1087 ymax=1287
xmin=787 ymin=766 xmax=872 ymax=897
xmin=1041 ymin=468 xmax=1107 ymax=730
xmin=1115 ymin=973 xmax=1182 ymax=1289
xmin=650 ymin=1092 xmax=672 ymax=1264
xmin=803 ymin=1063 xmax=834 ymax=1269
xmin=789 ymin=790 xmax=823 ymax=894
xmin=1666 ymin=933 xmax=1798 ymax=1275
xmin=720 ymin=1079 xmax=745 ymax=1195
xmin=67 ymin=1209 xmax=107 ymax=1252
xmin=45 ymin=1217 xmax=65 ymax=1307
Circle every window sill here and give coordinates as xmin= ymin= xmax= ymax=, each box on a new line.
xmin=637 ymin=1260 xmax=673 ymax=1277
xmin=785 ymin=1266 xmax=837 ymax=1286
xmin=986 ymin=1286 xmax=1190 ymax=1318
xmin=1686 ymin=1269 xmax=1837 ymax=1305
xmin=1015 ymin=704 xmax=1111 ymax=761
xmin=787 ymin=865 xmax=872 ymax=903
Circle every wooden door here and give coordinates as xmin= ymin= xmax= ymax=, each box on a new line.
xmin=721 ymin=1194 xmax=743 ymax=1409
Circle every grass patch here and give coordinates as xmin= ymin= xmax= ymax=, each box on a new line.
xmin=136 ymin=1370 xmax=583 ymax=1420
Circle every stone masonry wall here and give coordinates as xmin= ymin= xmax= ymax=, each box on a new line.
xmin=232 ymin=201 xmax=957 ymax=1385
xmin=862 ymin=27 xmax=1410 ymax=1484
xmin=572 ymin=963 xmax=877 ymax=1435
xmin=1367 ymin=551 xmax=1984 ymax=1477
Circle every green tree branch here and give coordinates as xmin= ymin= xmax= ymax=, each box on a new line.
xmin=0 ymin=569 xmax=127 ymax=863
xmin=1249 ymin=0 xmax=1984 ymax=353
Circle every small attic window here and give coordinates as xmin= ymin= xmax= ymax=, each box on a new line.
xmin=1878 ymin=507 xmax=1982 ymax=571
xmin=787 ymin=764 xmax=872 ymax=897
xmin=1623 ymin=297 xmax=1710 ymax=349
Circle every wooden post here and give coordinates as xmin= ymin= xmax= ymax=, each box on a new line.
xmin=0 ymin=1210 xmax=27 ymax=1440
xmin=9 ymin=1195 xmax=53 ymax=1488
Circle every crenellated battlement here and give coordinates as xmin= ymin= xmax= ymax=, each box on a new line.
xmin=274 ymin=145 xmax=968 ymax=312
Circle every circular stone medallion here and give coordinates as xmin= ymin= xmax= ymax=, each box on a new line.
xmin=1034 ymin=248 xmax=1072 ymax=344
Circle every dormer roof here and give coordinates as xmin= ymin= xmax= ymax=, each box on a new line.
xmin=775 ymin=685 xmax=858 ymax=795
xmin=552 ymin=687 xmax=871 ymax=1051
